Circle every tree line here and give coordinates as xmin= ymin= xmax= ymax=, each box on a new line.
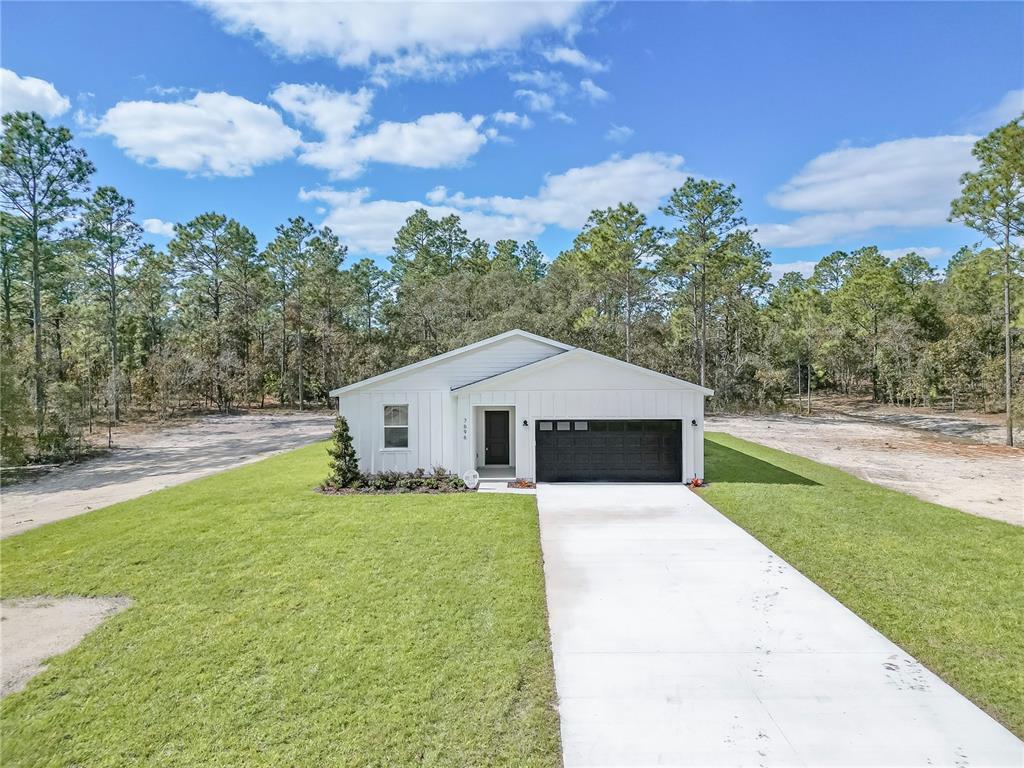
xmin=1 ymin=110 xmax=1021 ymax=465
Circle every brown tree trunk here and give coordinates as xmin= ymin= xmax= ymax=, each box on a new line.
xmin=109 ymin=259 xmax=120 ymax=423
xmin=297 ymin=324 xmax=304 ymax=412
xmin=806 ymin=364 xmax=812 ymax=415
xmin=624 ymin=269 xmax=632 ymax=364
xmin=699 ymin=260 xmax=707 ymax=387
xmin=30 ymin=223 xmax=45 ymax=445
xmin=1004 ymin=222 xmax=1014 ymax=447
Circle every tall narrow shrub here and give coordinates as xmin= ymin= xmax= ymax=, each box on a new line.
xmin=325 ymin=416 xmax=361 ymax=488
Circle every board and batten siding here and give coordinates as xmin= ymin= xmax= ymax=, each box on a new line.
xmin=454 ymin=388 xmax=705 ymax=481
xmin=338 ymin=390 xmax=449 ymax=474
xmin=336 ymin=335 xmax=567 ymax=475
xmin=335 ymin=334 xmax=708 ymax=481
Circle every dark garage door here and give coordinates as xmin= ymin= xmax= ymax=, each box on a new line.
xmin=535 ymin=420 xmax=682 ymax=482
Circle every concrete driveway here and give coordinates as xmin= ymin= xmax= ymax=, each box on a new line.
xmin=537 ymin=484 xmax=1022 ymax=767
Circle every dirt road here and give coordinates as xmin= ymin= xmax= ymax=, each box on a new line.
xmin=0 ymin=412 xmax=333 ymax=539
xmin=707 ymin=413 xmax=1022 ymax=526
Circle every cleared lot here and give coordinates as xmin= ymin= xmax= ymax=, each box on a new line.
xmin=707 ymin=413 xmax=1023 ymax=525
xmin=1 ymin=412 xmax=332 ymax=538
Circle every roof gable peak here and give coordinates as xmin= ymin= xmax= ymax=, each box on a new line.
xmin=329 ymin=329 xmax=572 ymax=397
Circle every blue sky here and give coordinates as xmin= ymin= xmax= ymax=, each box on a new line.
xmin=2 ymin=1 xmax=1022 ymax=277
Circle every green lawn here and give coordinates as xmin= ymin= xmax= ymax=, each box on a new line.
xmin=699 ymin=432 xmax=1024 ymax=737
xmin=0 ymin=443 xmax=561 ymax=767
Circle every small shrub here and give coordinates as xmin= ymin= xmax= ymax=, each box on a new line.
xmin=319 ymin=466 xmax=471 ymax=495
xmin=324 ymin=416 xmax=361 ymax=489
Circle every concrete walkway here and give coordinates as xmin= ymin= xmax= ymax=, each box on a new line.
xmin=537 ymin=484 xmax=1022 ymax=767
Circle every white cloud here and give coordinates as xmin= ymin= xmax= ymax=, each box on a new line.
xmin=515 ymin=89 xmax=557 ymax=114
xmin=509 ymin=69 xmax=569 ymax=93
xmin=879 ymin=246 xmax=946 ymax=261
xmin=493 ymin=111 xmax=533 ymax=129
xmin=580 ymin=78 xmax=610 ymax=102
xmin=350 ymin=113 xmax=487 ymax=170
xmin=300 ymin=186 xmax=540 ymax=254
xmin=147 ymin=85 xmax=187 ymax=97
xmin=425 ymin=186 xmax=449 ymax=205
xmin=510 ymin=70 xmax=573 ymax=119
xmin=270 ymin=82 xmax=372 ymax=142
xmin=96 ymin=91 xmax=301 ymax=176
xmin=1 ymin=68 xmax=71 ymax=118
xmin=543 ymin=46 xmax=606 ymax=72
xmin=269 ymin=82 xmax=488 ymax=178
xmin=767 ymin=136 xmax=976 ymax=213
xmin=755 ymin=135 xmax=978 ymax=248
xmin=74 ymin=109 xmax=100 ymax=131
xmin=367 ymin=52 xmax=490 ymax=85
xmin=605 ymin=124 xmax=633 ymax=143
xmin=197 ymin=1 xmax=586 ymax=80
xmin=419 ymin=151 xmax=687 ymax=231
xmin=143 ymin=218 xmax=176 ymax=237
xmin=753 ymin=209 xmax=949 ymax=249
xmin=769 ymin=260 xmax=817 ymax=283
xmin=964 ymin=88 xmax=1024 ymax=132
xmin=301 ymin=152 xmax=689 ymax=256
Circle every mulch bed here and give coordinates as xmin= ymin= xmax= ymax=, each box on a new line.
xmin=316 ymin=486 xmax=475 ymax=495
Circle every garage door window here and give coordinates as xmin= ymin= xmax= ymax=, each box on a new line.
xmin=539 ymin=421 xmax=553 ymax=431
xmin=557 ymin=421 xmax=571 ymax=430
xmin=383 ymin=405 xmax=409 ymax=448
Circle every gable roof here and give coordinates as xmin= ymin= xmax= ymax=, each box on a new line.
xmin=328 ymin=329 xmax=573 ymax=397
xmin=452 ymin=346 xmax=715 ymax=396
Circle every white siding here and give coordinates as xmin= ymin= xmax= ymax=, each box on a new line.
xmin=336 ymin=334 xmax=708 ymax=482
xmin=455 ymin=388 xmax=704 ymax=481
xmin=338 ymin=390 xmax=451 ymax=474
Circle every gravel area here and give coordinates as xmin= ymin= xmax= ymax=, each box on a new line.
xmin=1 ymin=411 xmax=333 ymax=539
xmin=707 ymin=413 xmax=1023 ymax=526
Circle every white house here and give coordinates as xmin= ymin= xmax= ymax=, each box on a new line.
xmin=329 ymin=330 xmax=713 ymax=483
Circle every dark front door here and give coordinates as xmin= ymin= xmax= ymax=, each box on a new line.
xmin=535 ymin=420 xmax=682 ymax=482
xmin=484 ymin=411 xmax=510 ymax=465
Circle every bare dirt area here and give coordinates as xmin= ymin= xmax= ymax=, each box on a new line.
xmin=1 ymin=596 xmax=132 ymax=696
xmin=707 ymin=412 xmax=1023 ymax=526
xmin=0 ymin=411 xmax=332 ymax=539
xmin=808 ymin=393 xmax=1014 ymax=446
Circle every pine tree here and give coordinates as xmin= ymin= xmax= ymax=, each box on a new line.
xmin=325 ymin=416 xmax=361 ymax=488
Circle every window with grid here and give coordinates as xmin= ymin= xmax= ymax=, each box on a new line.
xmin=383 ymin=405 xmax=409 ymax=448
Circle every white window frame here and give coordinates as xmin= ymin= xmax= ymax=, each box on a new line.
xmin=382 ymin=404 xmax=410 ymax=451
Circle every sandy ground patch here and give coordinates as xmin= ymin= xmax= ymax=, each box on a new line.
xmin=707 ymin=413 xmax=1023 ymax=526
xmin=1 ymin=596 xmax=132 ymax=697
xmin=816 ymin=396 xmax=1013 ymax=446
xmin=1 ymin=411 xmax=332 ymax=539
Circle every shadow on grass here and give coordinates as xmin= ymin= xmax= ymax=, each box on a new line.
xmin=705 ymin=440 xmax=820 ymax=486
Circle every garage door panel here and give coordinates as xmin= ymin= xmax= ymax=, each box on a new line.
xmin=535 ymin=419 xmax=681 ymax=482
